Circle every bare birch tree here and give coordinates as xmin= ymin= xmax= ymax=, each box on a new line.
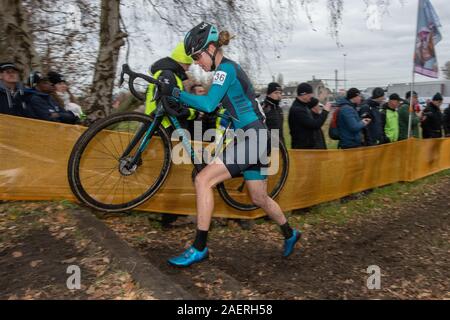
xmin=0 ymin=0 xmax=41 ymax=78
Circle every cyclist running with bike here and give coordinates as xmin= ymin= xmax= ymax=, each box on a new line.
xmin=159 ymin=22 xmax=301 ymax=267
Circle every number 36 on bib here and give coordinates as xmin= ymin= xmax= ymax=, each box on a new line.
xmin=213 ymin=71 xmax=227 ymax=86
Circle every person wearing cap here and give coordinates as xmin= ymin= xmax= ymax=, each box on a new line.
xmin=380 ymin=94 xmax=401 ymax=143
xmin=145 ymin=42 xmax=197 ymax=133
xmin=47 ymin=71 xmax=85 ymax=121
xmin=288 ymin=83 xmax=331 ymax=149
xmin=421 ymin=92 xmax=444 ymax=139
xmin=0 ymin=62 xmax=36 ymax=118
xmin=27 ymin=71 xmax=78 ymax=124
xmin=358 ymin=87 xmax=385 ymax=146
xmin=262 ymin=82 xmax=285 ymax=144
xmin=398 ymin=91 xmax=421 ymax=140
xmin=336 ymin=88 xmax=371 ymax=149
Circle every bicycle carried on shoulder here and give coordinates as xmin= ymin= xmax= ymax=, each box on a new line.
xmin=67 ymin=64 xmax=289 ymax=212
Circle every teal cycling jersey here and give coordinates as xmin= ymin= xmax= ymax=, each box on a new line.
xmin=178 ymin=58 xmax=263 ymax=129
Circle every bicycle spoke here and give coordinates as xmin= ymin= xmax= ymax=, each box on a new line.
xmin=133 ymin=170 xmax=149 ymax=196
xmin=91 ymin=167 xmax=117 ymax=198
xmin=117 ymin=127 xmax=125 ymax=157
xmin=107 ymin=174 xmax=124 ymax=205
xmin=93 ymin=135 xmax=119 ymax=161
xmin=106 ymin=130 xmax=122 ymax=160
xmin=85 ymin=148 xmax=117 ymax=160
xmin=80 ymin=168 xmax=118 ymax=182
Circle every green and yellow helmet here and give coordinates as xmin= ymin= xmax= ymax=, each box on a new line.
xmin=171 ymin=42 xmax=193 ymax=65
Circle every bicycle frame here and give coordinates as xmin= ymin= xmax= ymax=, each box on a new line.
xmin=120 ymin=98 xmax=233 ymax=174
xmin=118 ymin=63 xmax=234 ymax=173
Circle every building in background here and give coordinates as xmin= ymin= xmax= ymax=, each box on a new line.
xmin=387 ymin=80 xmax=450 ymax=108
xmin=282 ymin=79 xmax=333 ymax=103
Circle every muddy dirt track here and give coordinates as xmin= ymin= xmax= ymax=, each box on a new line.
xmin=1 ymin=176 xmax=449 ymax=299
xmin=106 ymin=177 xmax=450 ymax=299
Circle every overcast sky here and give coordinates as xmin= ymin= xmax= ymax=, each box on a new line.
xmin=264 ymin=0 xmax=450 ymax=90
xmin=125 ymin=0 xmax=450 ymax=91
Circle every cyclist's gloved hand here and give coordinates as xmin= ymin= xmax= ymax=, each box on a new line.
xmin=178 ymin=106 xmax=191 ymax=119
xmin=159 ymin=81 xmax=181 ymax=98
xmin=167 ymin=100 xmax=189 ymax=118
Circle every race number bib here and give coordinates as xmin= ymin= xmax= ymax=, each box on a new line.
xmin=213 ymin=71 xmax=227 ymax=86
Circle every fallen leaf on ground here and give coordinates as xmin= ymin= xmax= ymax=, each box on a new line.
xmin=30 ymin=260 xmax=43 ymax=268
xmin=62 ymin=257 xmax=77 ymax=264
xmin=12 ymin=251 xmax=23 ymax=258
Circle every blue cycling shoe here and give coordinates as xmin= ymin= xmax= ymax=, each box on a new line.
xmin=283 ymin=229 xmax=302 ymax=257
xmin=168 ymin=246 xmax=209 ymax=267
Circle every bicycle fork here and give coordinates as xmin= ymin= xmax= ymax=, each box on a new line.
xmin=118 ymin=111 xmax=164 ymax=175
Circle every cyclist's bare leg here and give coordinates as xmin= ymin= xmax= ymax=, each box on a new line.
xmin=245 ymin=179 xmax=287 ymax=226
xmin=194 ymin=157 xmax=231 ymax=231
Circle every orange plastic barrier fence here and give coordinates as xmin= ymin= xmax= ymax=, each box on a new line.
xmin=1 ymin=114 xmax=449 ymax=219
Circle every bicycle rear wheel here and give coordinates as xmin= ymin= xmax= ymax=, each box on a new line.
xmin=217 ymin=140 xmax=289 ymax=211
xmin=68 ymin=112 xmax=172 ymax=212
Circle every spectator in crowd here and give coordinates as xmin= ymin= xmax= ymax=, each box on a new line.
xmin=289 ymin=83 xmax=330 ymax=149
xmin=262 ymin=82 xmax=285 ymax=144
xmin=0 ymin=62 xmax=35 ymax=118
xmin=288 ymin=91 xmax=330 ymax=150
xmin=381 ymin=93 xmax=401 ymax=143
xmin=444 ymin=104 xmax=450 ymax=137
xmin=336 ymin=88 xmax=371 ymax=149
xmin=48 ymin=71 xmax=85 ymax=120
xmin=28 ymin=71 xmax=78 ymax=124
xmin=421 ymin=92 xmax=444 ymax=139
xmin=359 ymin=87 xmax=385 ymax=146
xmin=398 ymin=91 xmax=421 ymax=140
xmin=145 ymin=42 xmax=197 ymax=134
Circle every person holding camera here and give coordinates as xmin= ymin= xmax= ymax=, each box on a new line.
xmin=421 ymin=93 xmax=444 ymax=139
xmin=336 ymin=88 xmax=371 ymax=149
xmin=288 ymin=83 xmax=331 ymax=149
xmin=359 ymin=87 xmax=385 ymax=146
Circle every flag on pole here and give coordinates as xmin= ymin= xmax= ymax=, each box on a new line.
xmin=414 ymin=0 xmax=442 ymax=78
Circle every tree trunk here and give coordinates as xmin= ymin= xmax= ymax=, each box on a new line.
xmin=0 ymin=0 xmax=41 ymax=78
xmin=85 ymin=0 xmax=127 ymax=121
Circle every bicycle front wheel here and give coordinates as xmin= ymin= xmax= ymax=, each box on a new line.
xmin=68 ymin=112 xmax=172 ymax=212
xmin=217 ymin=140 xmax=289 ymax=211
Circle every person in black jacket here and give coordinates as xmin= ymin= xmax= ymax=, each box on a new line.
xmin=288 ymin=83 xmax=331 ymax=149
xmin=421 ymin=92 xmax=444 ymax=139
xmin=444 ymin=104 xmax=450 ymax=137
xmin=359 ymin=87 xmax=385 ymax=146
xmin=262 ymin=82 xmax=285 ymax=144
xmin=0 ymin=62 xmax=35 ymax=118
xmin=27 ymin=71 xmax=78 ymax=124
xmin=307 ymin=97 xmax=330 ymax=149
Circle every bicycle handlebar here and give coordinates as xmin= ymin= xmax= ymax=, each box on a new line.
xmin=120 ymin=64 xmax=160 ymax=102
xmin=119 ymin=64 xmax=239 ymax=122
xmin=120 ymin=64 xmax=186 ymax=118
